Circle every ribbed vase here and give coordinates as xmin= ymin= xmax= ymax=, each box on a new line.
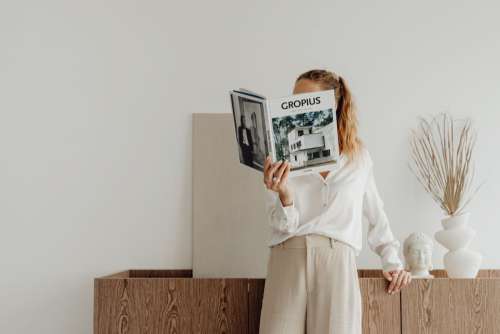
xmin=434 ymin=212 xmax=482 ymax=278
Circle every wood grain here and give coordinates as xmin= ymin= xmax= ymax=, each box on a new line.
xmin=95 ymin=269 xmax=500 ymax=334
xmin=248 ymin=279 xmax=266 ymax=334
xmin=191 ymin=279 xmax=248 ymax=334
xmin=95 ymin=275 xmax=248 ymax=334
xmin=129 ymin=270 xmax=193 ymax=278
xmin=94 ymin=278 xmax=127 ymax=334
xmin=402 ymin=277 xmax=500 ymax=334
xmin=360 ymin=278 xmax=401 ymax=334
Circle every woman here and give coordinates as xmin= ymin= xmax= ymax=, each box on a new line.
xmin=250 ymin=111 xmax=264 ymax=163
xmin=259 ymin=69 xmax=411 ymax=334
xmin=238 ymin=114 xmax=254 ymax=166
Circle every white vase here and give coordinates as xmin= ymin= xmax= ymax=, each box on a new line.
xmin=434 ymin=212 xmax=482 ymax=278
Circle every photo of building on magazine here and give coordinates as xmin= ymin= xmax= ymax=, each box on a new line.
xmin=271 ymin=109 xmax=337 ymax=171
xmin=230 ymin=89 xmax=340 ymax=177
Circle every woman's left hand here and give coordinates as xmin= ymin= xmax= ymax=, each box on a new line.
xmin=382 ymin=269 xmax=412 ymax=294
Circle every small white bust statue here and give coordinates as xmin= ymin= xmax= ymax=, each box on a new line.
xmin=403 ymin=232 xmax=434 ymax=278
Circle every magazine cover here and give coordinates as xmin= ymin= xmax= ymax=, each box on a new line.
xmin=268 ymin=90 xmax=339 ymax=178
xmin=229 ymin=89 xmax=340 ymax=178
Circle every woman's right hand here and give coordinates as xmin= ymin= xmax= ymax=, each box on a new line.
xmin=263 ymin=156 xmax=293 ymax=205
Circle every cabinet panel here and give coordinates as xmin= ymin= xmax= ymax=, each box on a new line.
xmin=401 ymin=278 xmax=500 ymax=334
xmin=360 ymin=278 xmax=401 ymax=334
xmin=95 ymin=269 xmax=500 ymax=333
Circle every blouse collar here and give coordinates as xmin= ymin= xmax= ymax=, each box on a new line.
xmin=313 ymin=152 xmax=346 ymax=183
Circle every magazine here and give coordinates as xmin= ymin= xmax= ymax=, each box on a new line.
xmin=229 ymin=88 xmax=340 ymax=178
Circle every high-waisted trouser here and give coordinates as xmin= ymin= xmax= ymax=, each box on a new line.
xmin=259 ymin=234 xmax=362 ymax=334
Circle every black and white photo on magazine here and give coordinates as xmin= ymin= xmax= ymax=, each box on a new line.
xmin=271 ymin=109 xmax=338 ymax=171
xmin=230 ymin=93 xmax=270 ymax=170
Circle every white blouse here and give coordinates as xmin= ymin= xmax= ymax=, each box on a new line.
xmin=262 ymin=146 xmax=404 ymax=272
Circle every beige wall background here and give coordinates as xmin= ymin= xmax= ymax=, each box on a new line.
xmin=1 ymin=0 xmax=500 ymax=333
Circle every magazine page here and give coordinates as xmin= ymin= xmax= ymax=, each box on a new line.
xmin=267 ymin=89 xmax=339 ymax=178
xmin=229 ymin=90 xmax=271 ymax=172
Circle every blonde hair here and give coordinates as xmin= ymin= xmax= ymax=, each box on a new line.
xmin=295 ymin=69 xmax=364 ymax=164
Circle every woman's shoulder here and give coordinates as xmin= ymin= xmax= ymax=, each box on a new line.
xmin=349 ymin=144 xmax=373 ymax=169
xmin=360 ymin=145 xmax=373 ymax=165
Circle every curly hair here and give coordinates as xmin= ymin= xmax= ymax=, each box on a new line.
xmin=295 ymin=69 xmax=364 ymax=164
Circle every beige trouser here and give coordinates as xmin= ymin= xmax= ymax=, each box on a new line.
xmin=259 ymin=234 xmax=362 ymax=334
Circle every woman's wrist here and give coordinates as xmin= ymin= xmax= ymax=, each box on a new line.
xmin=279 ymin=188 xmax=293 ymax=207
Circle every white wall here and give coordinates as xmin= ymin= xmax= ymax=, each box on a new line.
xmin=1 ymin=0 xmax=499 ymax=333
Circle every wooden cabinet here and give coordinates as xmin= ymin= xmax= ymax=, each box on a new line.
xmin=94 ymin=269 xmax=500 ymax=333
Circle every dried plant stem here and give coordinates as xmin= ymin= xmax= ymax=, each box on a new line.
xmin=408 ymin=113 xmax=483 ymax=216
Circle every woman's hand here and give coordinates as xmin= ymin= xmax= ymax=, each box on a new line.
xmin=263 ymin=156 xmax=293 ymax=205
xmin=382 ymin=269 xmax=412 ymax=294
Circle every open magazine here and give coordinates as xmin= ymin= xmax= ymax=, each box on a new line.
xmin=229 ymin=88 xmax=340 ymax=178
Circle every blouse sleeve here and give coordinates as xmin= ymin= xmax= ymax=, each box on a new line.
xmin=263 ymin=185 xmax=300 ymax=233
xmin=362 ymin=161 xmax=404 ymax=273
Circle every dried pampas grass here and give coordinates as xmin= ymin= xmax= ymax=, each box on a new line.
xmin=408 ymin=112 xmax=483 ymax=216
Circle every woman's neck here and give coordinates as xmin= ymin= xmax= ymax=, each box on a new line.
xmin=319 ymin=171 xmax=330 ymax=180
